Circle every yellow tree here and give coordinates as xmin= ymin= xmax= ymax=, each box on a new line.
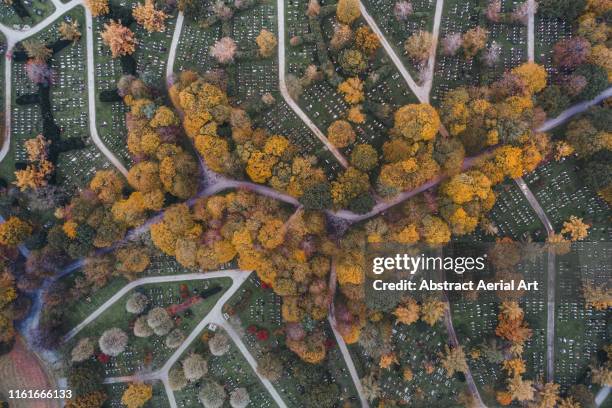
xmin=420 ymin=297 xmax=446 ymax=326
xmin=561 ymin=215 xmax=590 ymax=241
xmin=0 ymin=217 xmax=32 ymax=246
xmin=338 ymin=77 xmax=364 ymax=104
xmin=355 ymin=26 xmax=380 ymax=55
xmin=393 ymin=298 xmax=420 ymax=325
xmin=511 ymin=62 xmax=547 ymax=94
xmin=336 ymin=0 xmax=360 ymax=24
xmin=133 ymin=0 xmax=168 ymax=32
xmin=507 ymin=376 xmax=535 ymax=402
xmin=120 ymin=383 xmax=152 ymax=408
xmin=101 ymin=21 xmax=137 ymax=58
xmin=392 ymin=103 xmax=440 ymax=142
xmin=461 ymin=27 xmax=488 ymax=59
xmin=84 ymin=0 xmax=109 ymax=16
xmin=404 ymin=30 xmax=433 ymax=64
xmin=59 ymin=21 xmax=82 ymax=42
xmin=256 ymin=29 xmax=277 ymax=58
xmin=90 ymin=170 xmax=125 ymax=204
xmin=327 ymin=120 xmax=356 ymax=148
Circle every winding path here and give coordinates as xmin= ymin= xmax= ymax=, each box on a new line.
xmin=276 ymin=0 xmax=348 ymax=168
xmin=67 ymin=270 xmax=288 ymax=408
xmin=0 ymin=0 xmax=129 ymax=176
xmin=84 ymin=8 xmax=128 ymax=176
xmin=514 ymin=177 xmax=556 ymax=383
xmin=358 ymin=2 xmax=426 ymax=102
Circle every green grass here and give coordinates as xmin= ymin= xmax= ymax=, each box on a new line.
xmin=524 ymin=159 xmax=612 ymax=240
xmin=92 ymin=0 xmax=177 ymax=168
xmin=0 ymin=0 xmax=55 ymax=28
xmin=170 ymin=326 xmax=275 ymax=408
xmin=64 ymin=277 xmax=232 ymax=377
xmin=224 ymin=274 xmax=360 ymax=407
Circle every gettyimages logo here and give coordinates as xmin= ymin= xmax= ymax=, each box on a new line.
xmin=372 ymin=253 xmax=487 ymax=275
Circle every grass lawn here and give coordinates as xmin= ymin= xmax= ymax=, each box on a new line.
xmin=524 ymin=159 xmax=612 ymax=240
xmin=92 ymin=0 xmax=177 ymax=168
xmin=487 ymin=180 xmax=547 ymax=241
xmin=63 ymin=277 xmax=232 ymax=377
xmin=224 ymin=274 xmax=360 ymax=407
xmin=171 ymin=325 xmax=276 ymax=408
xmin=0 ymin=0 xmax=55 ymax=28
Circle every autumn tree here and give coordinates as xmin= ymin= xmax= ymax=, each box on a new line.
xmin=553 ymin=37 xmax=591 ymax=69
xmin=511 ymin=62 xmax=547 ymax=94
xmin=101 ymin=21 xmax=137 ymax=58
xmin=404 ymin=30 xmax=432 ymax=64
xmin=84 ymin=0 xmax=109 ymax=16
xmin=393 ymin=298 xmax=420 ymax=325
xmin=355 ymin=26 xmax=379 ymax=55
xmin=121 ymin=383 xmax=152 ymax=408
xmin=327 ymin=120 xmax=356 ymax=148
xmin=210 ymin=37 xmax=237 ymax=64
xmin=350 ymin=143 xmax=378 ymax=172
xmin=461 ymin=27 xmax=488 ymax=59
xmin=441 ymin=32 xmax=462 ymax=56
xmin=440 ymin=345 xmax=468 ymax=377
xmin=339 ymin=49 xmax=367 ymax=75
xmin=133 ymin=0 xmax=168 ymax=33
xmin=392 ymin=103 xmax=440 ymax=142
xmin=59 ymin=21 xmax=82 ymax=42
xmin=336 ymin=0 xmax=360 ymax=24
xmin=561 ymin=215 xmax=590 ymax=241
xmin=89 ymin=170 xmax=124 ymax=204
xmin=420 ymin=297 xmax=446 ymax=325
xmin=507 ymin=376 xmax=535 ymax=402
xmin=338 ymin=77 xmax=364 ymax=104
xmin=0 ymin=217 xmax=32 ymax=246
xmin=23 ymin=40 xmax=52 ymax=62
xmin=256 ymin=29 xmax=277 ymax=58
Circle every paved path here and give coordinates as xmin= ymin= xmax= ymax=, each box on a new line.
xmin=443 ymin=302 xmax=486 ymax=407
xmin=422 ymin=0 xmax=445 ymax=98
xmin=358 ymin=2 xmax=427 ymax=103
xmin=276 ymin=0 xmax=348 ymax=168
xmin=84 ymin=9 xmax=128 ymax=176
xmin=0 ymin=0 xmax=129 ymax=177
xmin=514 ymin=177 xmax=556 ymax=383
xmin=526 ymin=0 xmax=536 ymax=62
xmin=596 ymin=387 xmax=611 ymax=407
xmin=537 ymin=87 xmax=612 ymax=132
xmin=328 ymin=313 xmax=370 ymax=407
xmin=70 ymin=269 xmax=288 ymax=408
xmin=165 ymin=12 xmax=184 ymax=83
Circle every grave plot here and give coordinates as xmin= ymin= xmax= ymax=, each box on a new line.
xmin=431 ymin=0 xmax=528 ymax=105
xmin=488 ymin=181 xmax=545 ymax=241
xmin=223 ymin=273 xmax=361 ymax=407
xmin=534 ymin=16 xmax=572 ymax=75
xmin=285 ymin=0 xmax=421 ymax=164
xmin=524 ymin=159 xmax=611 ymax=240
xmin=361 ymin=0 xmax=435 ymax=79
xmin=347 ymin=310 xmax=465 ymax=406
xmin=8 ymin=7 xmax=113 ymax=189
xmin=62 ymin=277 xmax=233 ymax=378
xmin=170 ymin=325 xmax=276 ymax=408
xmin=0 ymin=0 xmax=55 ymax=29
xmin=554 ymin=242 xmax=609 ymax=391
xmin=92 ymin=1 xmax=177 ymax=168
xmin=0 ymin=32 xmax=11 ymax=180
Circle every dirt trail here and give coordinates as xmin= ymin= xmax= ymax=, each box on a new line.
xmin=0 ymin=337 xmax=59 ymax=408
